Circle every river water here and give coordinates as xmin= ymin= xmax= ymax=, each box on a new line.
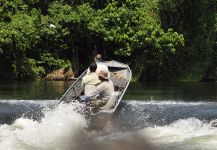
xmin=1 ymin=81 xmax=217 ymax=150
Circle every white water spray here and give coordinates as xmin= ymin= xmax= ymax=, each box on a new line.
xmin=0 ymin=103 xmax=88 ymax=150
xmin=140 ymin=118 xmax=217 ymax=150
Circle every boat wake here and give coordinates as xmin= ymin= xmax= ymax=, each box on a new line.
xmin=111 ymin=100 xmax=217 ymax=150
xmin=1 ymin=100 xmax=217 ymax=150
xmin=0 ymin=100 xmax=156 ymax=150
xmin=113 ymin=100 xmax=217 ymax=129
xmin=0 ymin=102 xmax=88 ymax=150
xmin=140 ymin=117 xmax=217 ymax=150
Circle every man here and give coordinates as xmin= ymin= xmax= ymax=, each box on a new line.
xmin=94 ymin=53 xmax=103 ymax=63
xmin=95 ymin=54 xmax=109 ymax=74
xmin=87 ymin=53 xmax=110 ymax=78
xmin=81 ymin=62 xmax=101 ymax=98
xmin=89 ymin=70 xmax=114 ymax=108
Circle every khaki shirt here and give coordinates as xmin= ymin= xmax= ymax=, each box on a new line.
xmin=89 ymin=80 xmax=114 ymax=101
xmin=81 ymin=73 xmax=101 ymax=97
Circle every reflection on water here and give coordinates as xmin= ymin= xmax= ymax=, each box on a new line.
xmin=0 ymin=81 xmax=73 ymax=100
xmin=125 ymin=82 xmax=217 ymax=101
xmin=2 ymin=81 xmax=217 ymax=101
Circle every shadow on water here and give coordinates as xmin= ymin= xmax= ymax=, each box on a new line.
xmin=77 ymin=133 xmax=155 ymax=150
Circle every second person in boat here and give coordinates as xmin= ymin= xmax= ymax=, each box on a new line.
xmin=89 ymin=70 xmax=114 ymax=109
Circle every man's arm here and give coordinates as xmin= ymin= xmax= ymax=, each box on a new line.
xmin=88 ymin=83 xmax=105 ymax=99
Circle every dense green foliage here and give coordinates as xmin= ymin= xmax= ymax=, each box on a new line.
xmin=0 ymin=0 xmax=216 ymax=81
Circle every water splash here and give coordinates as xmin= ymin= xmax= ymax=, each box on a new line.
xmin=140 ymin=118 xmax=217 ymax=150
xmin=0 ymin=103 xmax=88 ymax=150
xmin=1 ymin=100 xmax=217 ymax=150
xmin=114 ymin=100 xmax=217 ymax=129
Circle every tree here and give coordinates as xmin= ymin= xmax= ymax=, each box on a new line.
xmin=159 ymin=0 xmax=217 ymax=80
xmin=88 ymin=0 xmax=184 ymax=81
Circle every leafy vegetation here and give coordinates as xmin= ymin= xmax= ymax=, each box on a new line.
xmin=0 ymin=0 xmax=216 ymax=81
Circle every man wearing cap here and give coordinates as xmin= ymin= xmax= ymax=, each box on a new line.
xmin=89 ymin=70 xmax=114 ymax=108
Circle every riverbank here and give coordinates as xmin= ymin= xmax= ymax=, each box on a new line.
xmin=43 ymin=67 xmax=75 ymax=81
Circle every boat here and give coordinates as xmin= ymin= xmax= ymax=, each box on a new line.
xmin=59 ymin=60 xmax=132 ymax=130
